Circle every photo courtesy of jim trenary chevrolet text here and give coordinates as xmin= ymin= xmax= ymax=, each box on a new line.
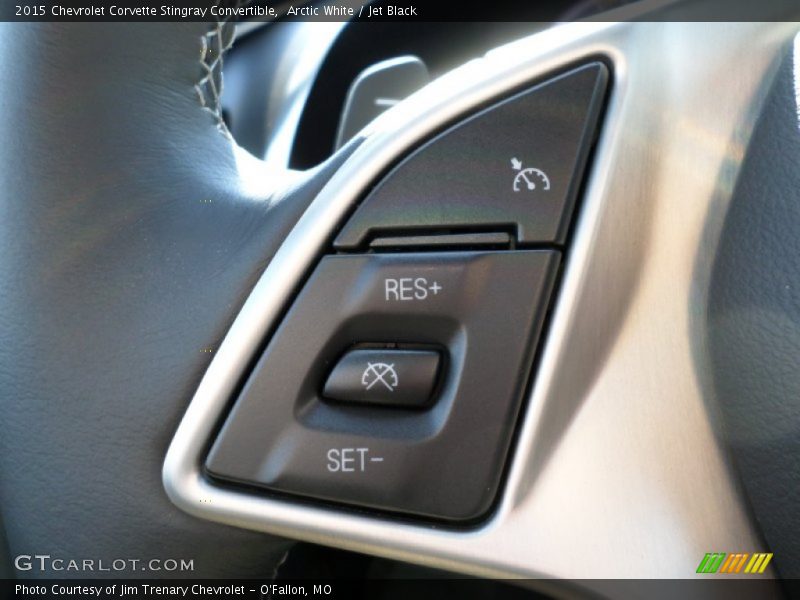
xmin=0 ymin=0 xmax=798 ymax=599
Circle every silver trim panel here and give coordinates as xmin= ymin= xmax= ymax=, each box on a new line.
xmin=165 ymin=20 xmax=799 ymax=583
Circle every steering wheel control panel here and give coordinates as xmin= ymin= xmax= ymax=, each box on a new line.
xmin=333 ymin=62 xmax=608 ymax=249
xmin=205 ymin=63 xmax=608 ymax=521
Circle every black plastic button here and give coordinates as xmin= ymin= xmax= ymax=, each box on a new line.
xmin=324 ymin=348 xmax=440 ymax=408
xmin=206 ymin=250 xmax=559 ymax=521
xmin=333 ymin=62 xmax=608 ymax=249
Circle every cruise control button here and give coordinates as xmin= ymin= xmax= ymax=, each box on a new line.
xmin=206 ymin=251 xmax=559 ymax=521
xmin=333 ymin=62 xmax=608 ymax=249
xmin=324 ymin=348 xmax=441 ymax=408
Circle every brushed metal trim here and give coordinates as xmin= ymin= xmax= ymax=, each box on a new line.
xmin=165 ymin=19 xmax=799 ymax=585
xmin=794 ymin=32 xmax=800 ymax=126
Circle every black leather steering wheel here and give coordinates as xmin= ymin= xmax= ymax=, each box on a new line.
xmin=0 ymin=21 xmax=355 ymax=578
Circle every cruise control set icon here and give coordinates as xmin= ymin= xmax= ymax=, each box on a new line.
xmin=361 ymin=362 xmax=398 ymax=391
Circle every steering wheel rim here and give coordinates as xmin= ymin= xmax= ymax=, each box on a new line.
xmin=0 ymin=20 xmax=358 ymax=578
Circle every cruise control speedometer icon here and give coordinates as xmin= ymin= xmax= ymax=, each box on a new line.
xmin=361 ymin=362 xmax=399 ymax=392
xmin=511 ymin=157 xmax=550 ymax=193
